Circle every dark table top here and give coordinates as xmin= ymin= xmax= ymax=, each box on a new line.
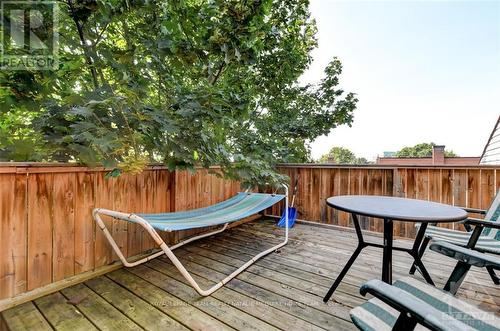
xmin=326 ymin=195 xmax=468 ymax=222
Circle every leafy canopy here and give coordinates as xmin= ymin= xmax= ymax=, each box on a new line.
xmin=0 ymin=0 xmax=357 ymax=186
xmin=395 ymin=143 xmax=457 ymax=158
xmin=319 ymin=146 xmax=369 ymax=164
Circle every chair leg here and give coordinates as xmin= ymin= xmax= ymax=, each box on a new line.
xmin=487 ymin=266 xmax=500 ymax=285
xmin=409 ymin=237 xmax=430 ymax=275
xmin=392 ymin=313 xmax=418 ymax=331
xmin=444 ymin=261 xmax=471 ymax=295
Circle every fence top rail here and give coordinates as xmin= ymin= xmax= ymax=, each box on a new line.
xmin=0 ymin=162 xmax=169 ymax=168
xmin=0 ymin=163 xmax=168 ymax=174
xmin=0 ymin=162 xmax=499 ymax=174
xmin=0 ymin=163 xmax=227 ymax=174
xmin=276 ymin=163 xmax=500 ymax=170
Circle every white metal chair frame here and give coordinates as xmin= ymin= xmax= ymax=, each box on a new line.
xmin=93 ymin=184 xmax=289 ymax=296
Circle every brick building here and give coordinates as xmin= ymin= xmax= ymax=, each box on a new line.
xmin=376 ymin=145 xmax=481 ymax=166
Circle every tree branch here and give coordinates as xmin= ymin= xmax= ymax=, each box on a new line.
xmin=66 ymin=0 xmax=99 ymax=89
xmin=93 ymin=21 xmax=110 ymax=46
xmin=210 ymin=62 xmax=225 ymax=85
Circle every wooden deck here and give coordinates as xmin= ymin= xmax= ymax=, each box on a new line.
xmin=1 ymin=219 xmax=499 ymax=331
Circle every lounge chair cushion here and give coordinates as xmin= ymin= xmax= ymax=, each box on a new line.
xmin=350 ymin=277 xmax=500 ymax=331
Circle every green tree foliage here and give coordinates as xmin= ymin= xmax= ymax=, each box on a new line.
xmin=395 ymin=143 xmax=457 ymax=158
xmin=319 ymin=146 xmax=369 ymax=164
xmin=0 ymin=0 xmax=357 ymax=186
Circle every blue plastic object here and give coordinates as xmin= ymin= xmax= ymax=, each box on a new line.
xmin=277 ymin=177 xmax=299 ymax=228
xmin=278 ymin=206 xmax=297 ymax=228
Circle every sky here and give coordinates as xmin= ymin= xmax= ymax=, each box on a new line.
xmin=304 ymin=0 xmax=500 ymax=161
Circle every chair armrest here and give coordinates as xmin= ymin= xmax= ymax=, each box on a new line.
xmin=461 ymin=217 xmax=500 ymax=230
xmin=430 ymin=241 xmax=500 ymax=268
xmin=359 ymin=280 xmax=468 ymax=331
xmin=459 ymin=207 xmax=487 ymax=215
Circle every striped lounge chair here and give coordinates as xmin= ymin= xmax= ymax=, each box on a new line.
xmin=350 ymin=277 xmax=500 ymax=331
xmin=93 ymin=188 xmax=289 ymax=296
xmin=410 ymin=191 xmax=500 ymax=287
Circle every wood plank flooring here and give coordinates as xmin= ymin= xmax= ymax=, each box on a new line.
xmin=2 ymin=219 xmax=499 ymax=330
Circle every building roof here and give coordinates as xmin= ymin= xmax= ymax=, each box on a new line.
xmin=480 ymin=115 xmax=500 ymax=165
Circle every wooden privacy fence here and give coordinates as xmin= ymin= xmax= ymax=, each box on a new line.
xmin=272 ymin=164 xmax=500 ymax=238
xmin=0 ymin=164 xmax=240 ymax=303
xmin=1 ymin=163 xmax=499 ymax=305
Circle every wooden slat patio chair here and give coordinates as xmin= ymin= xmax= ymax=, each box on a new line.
xmin=350 ymin=277 xmax=500 ymax=331
xmin=410 ymin=191 xmax=500 ymax=286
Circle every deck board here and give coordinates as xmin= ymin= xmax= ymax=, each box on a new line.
xmin=84 ymin=276 xmax=188 ymax=331
xmin=127 ymin=264 xmax=279 ymax=331
xmin=2 ymin=219 xmax=499 ymax=330
xmin=34 ymin=292 xmax=97 ymax=331
xmin=1 ymin=302 xmax=52 ymax=331
xmin=144 ymin=259 xmax=322 ymax=331
xmin=60 ymin=283 xmax=142 ymax=331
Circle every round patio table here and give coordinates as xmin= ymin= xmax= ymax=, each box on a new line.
xmin=323 ymin=195 xmax=467 ymax=302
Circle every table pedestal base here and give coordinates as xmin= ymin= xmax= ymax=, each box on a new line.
xmin=323 ymin=215 xmax=434 ymax=303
